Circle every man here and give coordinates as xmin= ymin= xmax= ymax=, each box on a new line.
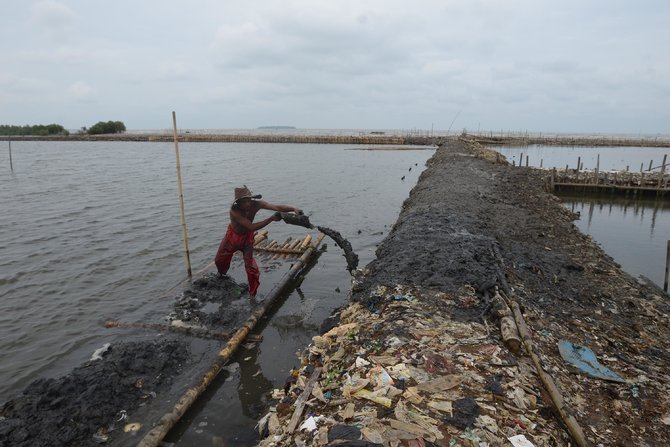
xmin=215 ymin=185 xmax=302 ymax=302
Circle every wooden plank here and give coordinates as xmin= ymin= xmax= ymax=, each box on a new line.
xmin=286 ymin=367 xmax=323 ymax=433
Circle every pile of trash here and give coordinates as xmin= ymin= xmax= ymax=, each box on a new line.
xmin=256 ymin=284 xmax=571 ymax=447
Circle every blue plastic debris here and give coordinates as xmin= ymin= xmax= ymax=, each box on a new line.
xmin=558 ymin=340 xmax=626 ymax=383
xmin=390 ymin=294 xmax=416 ymax=301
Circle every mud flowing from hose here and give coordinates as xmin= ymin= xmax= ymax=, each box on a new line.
xmin=316 ymin=226 xmax=359 ymax=272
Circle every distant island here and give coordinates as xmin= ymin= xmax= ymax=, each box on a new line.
xmin=257 ymin=126 xmax=296 ymax=130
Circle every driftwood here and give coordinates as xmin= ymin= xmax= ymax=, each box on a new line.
xmin=286 ymin=367 xmax=323 ymax=433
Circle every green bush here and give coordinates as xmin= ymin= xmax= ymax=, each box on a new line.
xmin=87 ymin=121 xmax=126 ymax=135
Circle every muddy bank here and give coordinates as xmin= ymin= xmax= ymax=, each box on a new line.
xmin=256 ymin=140 xmax=670 ymax=446
xmin=0 ymin=273 xmax=255 ymax=446
xmin=0 ymin=339 xmax=189 ymax=447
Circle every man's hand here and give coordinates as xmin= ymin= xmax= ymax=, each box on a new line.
xmin=293 ymin=207 xmax=303 ymax=215
xmin=272 ymin=212 xmax=282 ymax=221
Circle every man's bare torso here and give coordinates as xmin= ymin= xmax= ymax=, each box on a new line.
xmin=229 ymin=201 xmax=261 ymax=234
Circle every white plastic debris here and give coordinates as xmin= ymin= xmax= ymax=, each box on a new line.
xmin=90 ymin=343 xmax=111 ymax=361
xmin=298 ymin=415 xmax=320 ymax=432
xmin=508 ymin=434 xmax=535 ymax=447
xmin=355 ymin=356 xmax=371 ymax=367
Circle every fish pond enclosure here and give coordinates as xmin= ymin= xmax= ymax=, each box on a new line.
xmin=489 ymin=142 xmax=670 ymax=291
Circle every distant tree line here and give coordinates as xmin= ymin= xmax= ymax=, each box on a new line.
xmin=0 ymin=124 xmax=69 ymax=136
xmin=0 ymin=120 xmax=127 ymax=136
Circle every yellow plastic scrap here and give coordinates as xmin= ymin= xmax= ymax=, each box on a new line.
xmin=342 ymin=377 xmax=370 ymax=398
xmin=353 ymin=389 xmax=392 ymax=407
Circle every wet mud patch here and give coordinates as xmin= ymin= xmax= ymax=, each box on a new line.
xmin=0 ymin=338 xmax=189 ymax=447
xmin=317 ymin=226 xmax=359 ymax=272
xmin=169 ymin=272 xmax=252 ymax=331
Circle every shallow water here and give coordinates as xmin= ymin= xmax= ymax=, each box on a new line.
xmin=0 ymin=141 xmax=432 ymax=444
xmin=496 ymin=144 xmax=669 ymax=171
xmin=559 ymin=194 xmax=670 ymax=289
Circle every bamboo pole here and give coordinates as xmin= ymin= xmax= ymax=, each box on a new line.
xmin=507 ymin=299 xmax=589 ymax=447
xmin=8 ymin=136 xmax=13 ymax=171
xmin=172 ymin=111 xmax=192 ymax=277
xmin=665 ymin=240 xmax=670 ymax=293
xmin=282 ymin=238 xmax=304 ymax=260
xmin=271 ymin=238 xmax=292 ymax=260
xmin=136 ymin=235 xmax=325 ymax=447
xmin=105 ymin=320 xmax=232 ymax=340
xmin=312 ymin=232 xmax=326 ymax=248
xmin=659 ymin=155 xmax=668 ymax=191
xmin=299 ymin=234 xmax=312 ymax=250
xmin=253 ymin=229 xmax=269 ymax=245
xmin=255 ymin=246 xmax=306 ymax=255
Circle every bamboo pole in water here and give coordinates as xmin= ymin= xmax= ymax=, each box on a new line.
xmin=271 ymin=238 xmax=292 ymax=260
xmin=172 ymin=112 xmax=192 ymax=277
xmin=8 ymin=136 xmax=13 ymax=171
xmin=660 ymin=155 xmax=668 ymax=192
xmin=283 ymin=238 xmax=304 ymax=259
xmin=136 ymin=234 xmax=325 ymax=447
xmin=300 ymin=234 xmax=312 ymax=250
xmin=105 ymin=321 xmax=232 ymax=340
xmin=665 ymin=240 xmax=670 ymax=293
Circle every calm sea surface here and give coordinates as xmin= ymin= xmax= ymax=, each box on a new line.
xmin=0 ymin=141 xmax=433 ymax=444
xmin=495 ymin=145 xmax=670 ymax=290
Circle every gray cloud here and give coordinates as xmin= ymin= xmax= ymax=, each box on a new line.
xmin=0 ymin=0 xmax=667 ymax=132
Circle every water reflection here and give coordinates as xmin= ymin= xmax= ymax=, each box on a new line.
xmin=237 ymin=344 xmax=274 ymax=420
xmin=559 ymin=194 xmax=670 ymax=288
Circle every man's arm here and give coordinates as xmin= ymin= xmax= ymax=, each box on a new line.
xmin=258 ymin=200 xmax=303 ymax=214
xmin=230 ymin=208 xmax=280 ymax=232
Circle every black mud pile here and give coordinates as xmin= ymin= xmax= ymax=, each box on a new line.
xmin=0 ymin=272 xmax=253 ymax=447
xmin=0 ymin=338 xmax=188 ymax=447
xmin=170 ymin=272 xmax=252 ymax=330
xmin=317 ymin=226 xmax=359 ymax=272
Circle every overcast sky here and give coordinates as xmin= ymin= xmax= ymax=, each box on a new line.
xmin=1 ymin=0 xmax=668 ymax=133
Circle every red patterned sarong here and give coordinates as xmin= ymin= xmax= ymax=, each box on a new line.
xmin=215 ymin=225 xmax=260 ymax=297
